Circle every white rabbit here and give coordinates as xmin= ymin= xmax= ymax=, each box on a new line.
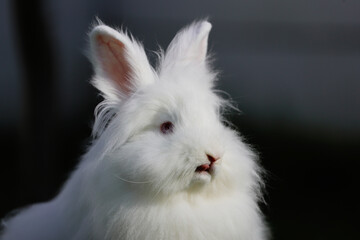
xmin=1 ymin=20 xmax=268 ymax=240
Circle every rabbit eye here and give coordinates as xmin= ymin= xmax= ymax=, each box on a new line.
xmin=160 ymin=121 xmax=174 ymax=134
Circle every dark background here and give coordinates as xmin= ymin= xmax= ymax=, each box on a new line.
xmin=1 ymin=0 xmax=359 ymax=239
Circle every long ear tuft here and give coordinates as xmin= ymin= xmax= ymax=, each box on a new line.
xmin=160 ymin=20 xmax=212 ymax=73
xmin=89 ymin=23 xmax=155 ymax=101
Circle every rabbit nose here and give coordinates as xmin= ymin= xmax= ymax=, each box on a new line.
xmin=206 ymin=154 xmax=220 ymax=163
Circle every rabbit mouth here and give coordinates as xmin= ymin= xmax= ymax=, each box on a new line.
xmin=195 ymin=163 xmax=213 ymax=174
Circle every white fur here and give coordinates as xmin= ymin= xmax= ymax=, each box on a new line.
xmin=1 ymin=20 xmax=268 ymax=240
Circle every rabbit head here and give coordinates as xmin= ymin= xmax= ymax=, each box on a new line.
xmin=88 ymin=20 xmax=262 ymax=199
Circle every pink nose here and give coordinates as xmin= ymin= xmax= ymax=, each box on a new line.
xmin=206 ymin=154 xmax=220 ymax=163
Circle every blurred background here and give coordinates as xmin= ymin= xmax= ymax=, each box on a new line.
xmin=1 ymin=0 xmax=359 ymax=239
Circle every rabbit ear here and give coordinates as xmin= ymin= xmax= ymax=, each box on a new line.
xmin=89 ymin=24 xmax=155 ymax=101
xmin=161 ymin=21 xmax=212 ymax=72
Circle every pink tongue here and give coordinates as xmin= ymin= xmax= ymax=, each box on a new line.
xmin=196 ymin=164 xmax=210 ymax=172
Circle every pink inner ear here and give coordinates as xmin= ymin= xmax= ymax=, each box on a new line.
xmin=96 ymin=35 xmax=132 ymax=95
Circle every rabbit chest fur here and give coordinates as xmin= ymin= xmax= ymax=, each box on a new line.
xmin=1 ymin=20 xmax=268 ymax=240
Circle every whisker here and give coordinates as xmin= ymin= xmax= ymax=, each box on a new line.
xmin=113 ymin=174 xmax=153 ymax=184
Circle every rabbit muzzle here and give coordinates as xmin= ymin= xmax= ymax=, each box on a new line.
xmin=195 ymin=153 xmax=221 ymax=175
